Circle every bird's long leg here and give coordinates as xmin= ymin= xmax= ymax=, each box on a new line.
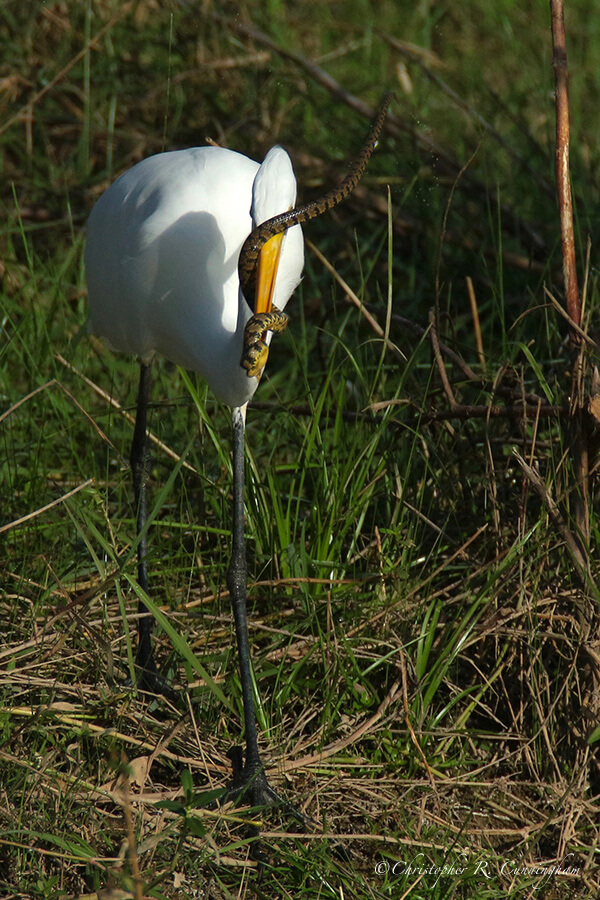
xmin=129 ymin=362 xmax=176 ymax=700
xmin=226 ymin=405 xmax=270 ymax=797
xmin=130 ymin=363 xmax=153 ymax=670
xmin=226 ymin=405 xmax=286 ymax=808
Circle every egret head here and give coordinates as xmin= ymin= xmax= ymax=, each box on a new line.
xmin=249 ymin=147 xmax=298 ymax=316
xmin=252 ymin=146 xmax=297 ymax=226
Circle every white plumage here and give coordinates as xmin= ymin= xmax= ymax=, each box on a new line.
xmin=85 ymin=145 xmax=304 ymax=407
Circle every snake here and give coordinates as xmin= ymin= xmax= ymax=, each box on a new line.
xmin=239 ymin=91 xmax=394 ymax=376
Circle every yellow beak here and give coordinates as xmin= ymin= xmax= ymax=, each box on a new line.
xmin=254 ymin=231 xmax=285 ymax=314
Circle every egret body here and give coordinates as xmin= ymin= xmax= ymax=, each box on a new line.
xmin=85 ymin=94 xmax=391 ymax=808
xmin=86 ymin=146 xmax=303 ymax=409
xmin=86 ymin=144 xmax=304 ymax=804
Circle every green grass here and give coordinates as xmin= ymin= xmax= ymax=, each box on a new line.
xmin=2 ymin=0 xmax=600 ymax=897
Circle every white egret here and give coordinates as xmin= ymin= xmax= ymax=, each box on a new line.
xmin=85 ymin=94 xmax=391 ymax=807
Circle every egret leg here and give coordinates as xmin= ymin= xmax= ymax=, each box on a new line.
xmin=129 ymin=362 xmax=177 ymax=700
xmin=225 ymin=405 xmax=290 ymax=808
xmin=217 ymin=408 xmax=330 ymax=859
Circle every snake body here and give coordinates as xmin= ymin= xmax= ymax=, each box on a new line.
xmin=238 ymin=91 xmax=394 ymax=305
xmin=241 ymin=307 xmax=289 ymax=377
xmin=239 ymin=92 xmax=393 ymax=377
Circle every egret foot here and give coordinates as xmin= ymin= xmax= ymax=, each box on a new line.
xmin=216 ymin=747 xmax=350 ymax=868
xmin=123 ymin=626 xmax=179 ymax=703
xmin=224 ymin=746 xmax=307 ymax=824
xmin=133 ymin=653 xmax=179 ymax=703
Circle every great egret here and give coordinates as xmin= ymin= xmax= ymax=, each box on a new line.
xmin=85 ymin=94 xmax=391 ymax=807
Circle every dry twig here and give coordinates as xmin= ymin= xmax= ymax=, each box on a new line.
xmin=549 ymin=0 xmax=589 ymax=545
